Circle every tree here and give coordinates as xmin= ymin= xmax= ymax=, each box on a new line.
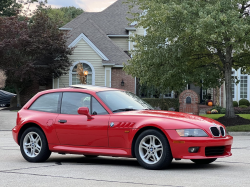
xmin=0 ymin=10 xmax=73 ymax=107
xmin=125 ymin=0 xmax=250 ymax=118
xmin=0 ymin=0 xmax=22 ymax=17
xmin=0 ymin=70 xmax=6 ymax=88
xmin=44 ymin=6 xmax=84 ymax=28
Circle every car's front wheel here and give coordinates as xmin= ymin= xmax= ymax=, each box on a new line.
xmin=135 ymin=129 xmax=172 ymax=170
xmin=191 ymin=158 xmax=217 ymax=164
xmin=20 ymin=127 xmax=51 ymax=162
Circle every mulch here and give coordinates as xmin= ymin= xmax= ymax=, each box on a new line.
xmin=216 ymin=115 xmax=250 ymax=127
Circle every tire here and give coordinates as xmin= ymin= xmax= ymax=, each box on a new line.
xmin=135 ymin=129 xmax=172 ymax=170
xmin=191 ymin=158 xmax=217 ymax=164
xmin=84 ymin=155 xmax=98 ymax=158
xmin=20 ymin=127 xmax=51 ymax=162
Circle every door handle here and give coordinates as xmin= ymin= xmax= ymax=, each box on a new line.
xmin=58 ymin=120 xmax=67 ymax=123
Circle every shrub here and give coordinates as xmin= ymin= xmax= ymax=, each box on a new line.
xmin=234 ymin=107 xmax=250 ymax=114
xmin=210 ymin=105 xmax=223 ymax=114
xmin=142 ymin=98 xmax=179 ymax=111
xmin=239 ymin=99 xmax=250 ymax=106
xmin=239 ymin=105 xmax=248 ymax=108
xmin=220 ymin=108 xmax=226 ymax=114
xmin=233 ymin=101 xmax=238 ymax=107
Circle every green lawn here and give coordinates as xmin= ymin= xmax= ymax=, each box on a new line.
xmin=200 ymin=114 xmax=250 ymax=132
xmin=226 ymin=124 xmax=250 ymax=132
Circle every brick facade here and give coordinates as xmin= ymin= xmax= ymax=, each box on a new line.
xmin=111 ymin=68 xmax=135 ymax=93
xmin=179 ymin=90 xmax=199 ymax=115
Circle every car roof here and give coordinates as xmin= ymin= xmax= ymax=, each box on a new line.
xmin=40 ymin=85 xmax=122 ymax=94
xmin=69 ymin=85 xmax=122 ymax=92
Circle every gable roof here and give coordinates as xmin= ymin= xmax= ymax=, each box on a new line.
xmin=67 ymin=18 xmax=130 ymax=65
xmin=62 ymin=0 xmax=138 ymax=35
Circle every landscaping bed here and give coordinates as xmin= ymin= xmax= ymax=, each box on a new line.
xmin=200 ymin=114 xmax=250 ymax=131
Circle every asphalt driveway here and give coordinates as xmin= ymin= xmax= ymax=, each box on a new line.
xmin=0 ymin=110 xmax=17 ymax=130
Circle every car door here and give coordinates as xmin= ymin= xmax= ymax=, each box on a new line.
xmin=54 ymin=92 xmax=110 ymax=147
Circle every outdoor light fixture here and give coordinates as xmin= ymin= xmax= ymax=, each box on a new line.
xmin=84 ymin=71 xmax=88 ymax=76
xmin=121 ymin=79 xmax=124 ymax=86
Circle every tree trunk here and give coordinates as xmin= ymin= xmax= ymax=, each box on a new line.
xmin=13 ymin=84 xmax=21 ymax=107
xmin=224 ymin=50 xmax=236 ymax=118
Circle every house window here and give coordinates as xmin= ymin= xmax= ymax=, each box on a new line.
xmin=72 ymin=63 xmax=92 ymax=85
xmin=240 ymin=76 xmax=248 ymax=99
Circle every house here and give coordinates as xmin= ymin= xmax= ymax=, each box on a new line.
xmin=54 ymin=0 xmax=143 ymax=93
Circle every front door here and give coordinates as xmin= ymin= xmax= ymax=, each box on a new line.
xmin=54 ymin=92 xmax=110 ymax=147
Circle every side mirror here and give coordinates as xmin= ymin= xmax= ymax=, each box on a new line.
xmin=78 ymin=107 xmax=93 ymax=120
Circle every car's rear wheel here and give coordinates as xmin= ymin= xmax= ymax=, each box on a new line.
xmin=135 ymin=129 xmax=172 ymax=170
xmin=191 ymin=158 xmax=217 ymax=164
xmin=84 ymin=155 xmax=98 ymax=158
xmin=20 ymin=127 xmax=51 ymax=162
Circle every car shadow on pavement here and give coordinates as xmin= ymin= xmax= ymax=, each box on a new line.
xmin=45 ymin=155 xmax=228 ymax=170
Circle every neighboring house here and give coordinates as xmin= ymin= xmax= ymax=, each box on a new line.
xmin=54 ymin=0 xmax=143 ymax=93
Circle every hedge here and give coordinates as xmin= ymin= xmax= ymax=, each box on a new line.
xmin=142 ymin=98 xmax=179 ymax=111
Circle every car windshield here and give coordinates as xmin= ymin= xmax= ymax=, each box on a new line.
xmin=97 ymin=91 xmax=153 ymax=113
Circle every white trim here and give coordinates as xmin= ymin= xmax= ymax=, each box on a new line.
xmin=68 ymin=33 xmax=109 ymax=61
xmin=69 ymin=61 xmax=96 ymax=86
xmin=125 ymin=27 xmax=136 ymax=31
xmin=114 ymin=65 xmax=124 ymax=68
xmin=105 ymin=67 xmax=112 ymax=87
xmin=107 ymin=35 xmax=129 ymax=38
xmin=59 ymin=28 xmax=72 ymax=31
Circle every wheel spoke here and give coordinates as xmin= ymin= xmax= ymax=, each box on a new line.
xmin=144 ymin=152 xmax=151 ymax=160
xmin=28 ymin=133 xmax=34 ymax=141
xmin=35 ymin=136 xmax=40 ymax=143
xmin=141 ymin=142 xmax=149 ymax=150
xmin=35 ymin=145 xmax=41 ymax=152
xmin=24 ymin=143 xmax=31 ymax=149
xmin=30 ymin=148 xmax=35 ymax=156
xmin=153 ymin=152 xmax=160 ymax=161
xmin=155 ymin=147 xmax=163 ymax=152
xmin=150 ymin=136 xmax=155 ymax=146
xmin=139 ymin=134 xmax=164 ymax=165
xmin=23 ymin=132 xmax=42 ymax=158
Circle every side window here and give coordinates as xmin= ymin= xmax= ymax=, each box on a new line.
xmin=61 ymin=92 xmax=90 ymax=115
xmin=29 ymin=93 xmax=60 ymax=113
xmin=92 ymin=97 xmax=108 ymax=115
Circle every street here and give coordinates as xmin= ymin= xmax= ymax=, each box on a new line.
xmin=0 ymin=111 xmax=250 ymax=187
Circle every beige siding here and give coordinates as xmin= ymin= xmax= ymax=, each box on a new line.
xmin=59 ymin=39 xmax=105 ymax=87
xmin=135 ymin=27 xmax=145 ymax=36
xmin=129 ymin=27 xmax=145 ymax=51
xmin=59 ymin=74 xmax=69 ymax=88
xmin=110 ymin=38 xmax=129 ymax=51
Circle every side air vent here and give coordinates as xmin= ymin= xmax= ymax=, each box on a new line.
xmin=210 ymin=127 xmax=220 ymax=137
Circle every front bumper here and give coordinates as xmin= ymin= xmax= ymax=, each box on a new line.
xmin=165 ymin=130 xmax=233 ymax=159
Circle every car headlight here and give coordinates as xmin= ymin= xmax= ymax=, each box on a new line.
xmin=176 ymin=129 xmax=208 ymax=137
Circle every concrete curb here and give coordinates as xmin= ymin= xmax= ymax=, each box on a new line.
xmin=229 ymin=132 xmax=250 ymax=136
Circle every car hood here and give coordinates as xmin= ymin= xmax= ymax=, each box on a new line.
xmin=114 ymin=110 xmax=223 ymax=129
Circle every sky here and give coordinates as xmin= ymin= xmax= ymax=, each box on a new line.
xmin=23 ymin=0 xmax=118 ymax=12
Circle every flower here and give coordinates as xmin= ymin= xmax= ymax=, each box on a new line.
xmin=211 ymin=109 xmax=218 ymax=114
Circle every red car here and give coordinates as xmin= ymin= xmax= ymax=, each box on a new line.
xmin=12 ymin=85 xmax=233 ymax=170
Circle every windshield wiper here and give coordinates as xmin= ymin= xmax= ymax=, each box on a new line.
xmin=112 ymin=108 xmax=138 ymax=113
